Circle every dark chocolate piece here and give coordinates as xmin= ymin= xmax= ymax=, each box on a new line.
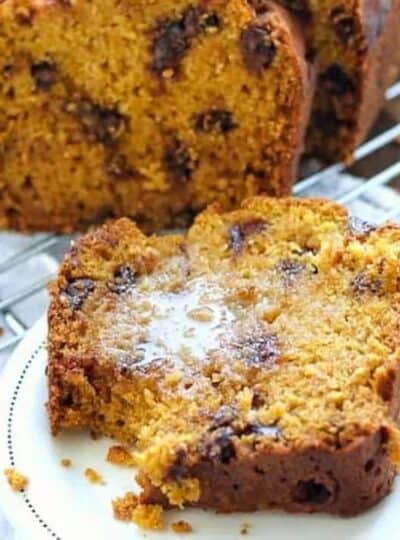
xmin=240 ymin=25 xmax=277 ymax=73
xmin=108 ymin=265 xmax=137 ymax=294
xmin=194 ymin=109 xmax=237 ymax=134
xmin=61 ymin=278 xmax=95 ymax=310
xmin=65 ymin=99 xmax=126 ymax=146
xmin=320 ymin=64 xmax=355 ymax=96
xmin=242 ymin=334 xmax=280 ymax=367
xmin=351 ymin=272 xmax=382 ymax=295
xmin=164 ymin=138 xmax=196 ymax=183
xmin=330 ymin=7 xmax=356 ymax=45
xmin=31 ymin=61 xmax=58 ymax=91
xmin=151 ymin=7 xmax=220 ymax=76
xmin=229 ymin=219 xmax=266 ymax=253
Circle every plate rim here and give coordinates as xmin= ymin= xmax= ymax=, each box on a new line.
xmin=0 ymin=315 xmax=57 ymax=539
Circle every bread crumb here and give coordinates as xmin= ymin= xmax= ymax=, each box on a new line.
xmin=84 ymin=467 xmax=105 ymax=485
xmin=132 ymin=504 xmax=164 ymax=530
xmin=0 ymin=327 xmax=4 ymax=336
xmin=240 ymin=523 xmax=250 ymax=535
xmin=60 ymin=458 xmax=72 ymax=467
xmin=106 ymin=445 xmax=135 ymax=467
xmin=112 ymin=491 xmax=138 ymax=521
xmin=171 ymin=520 xmax=193 ymax=533
xmin=4 ymin=468 xmax=28 ymax=491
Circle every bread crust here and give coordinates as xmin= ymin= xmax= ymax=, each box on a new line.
xmin=356 ymin=0 xmax=400 ymax=146
xmin=253 ymin=0 xmax=400 ymax=162
xmin=139 ymin=428 xmax=397 ymax=516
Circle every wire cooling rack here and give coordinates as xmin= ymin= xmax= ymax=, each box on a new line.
xmin=0 ymin=82 xmax=399 ymax=357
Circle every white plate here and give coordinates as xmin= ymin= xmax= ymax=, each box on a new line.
xmin=0 ymin=317 xmax=399 ymax=540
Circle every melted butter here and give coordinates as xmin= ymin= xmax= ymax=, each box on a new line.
xmin=98 ymin=278 xmax=235 ymax=369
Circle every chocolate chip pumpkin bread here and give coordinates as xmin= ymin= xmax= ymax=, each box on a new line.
xmin=257 ymin=0 xmax=400 ymax=161
xmin=0 ymin=0 xmax=313 ymax=233
xmin=48 ymin=197 xmax=400 ymax=516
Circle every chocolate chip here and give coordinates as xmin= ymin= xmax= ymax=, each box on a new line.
xmin=201 ymin=13 xmax=221 ymax=30
xmin=106 ymin=154 xmax=135 ymax=179
xmin=2 ymin=64 xmax=14 ymax=79
xmin=242 ymin=423 xmax=282 ymax=440
xmin=60 ymin=390 xmax=74 ymax=407
xmin=216 ymin=429 xmax=236 ymax=464
xmin=229 ymin=219 xmax=267 ymax=253
xmin=330 ymin=7 xmax=356 ymax=44
xmin=31 ymin=61 xmax=58 ymax=91
xmin=150 ymin=7 xmax=220 ymax=76
xmin=194 ymin=109 xmax=237 ymax=134
xmin=277 ymin=259 xmax=305 ymax=282
xmin=169 ymin=448 xmax=188 ymax=480
xmin=320 ymin=64 xmax=355 ymax=96
xmin=293 ymin=480 xmax=332 ymax=505
xmin=279 ymin=0 xmax=310 ymax=16
xmin=210 ymin=406 xmax=238 ymax=430
xmin=108 ymin=265 xmax=136 ymax=294
xmin=61 ymin=278 xmax=95 ymax=310
xmin=245 ymin=165 xmax=266 ymax=180
xmin=348 ymin=217 xmax=377 ymax=237
xmin=65 ymin=99 xmax=126 ymax=146
xmin=15 ymin=6 xmax=35 ymax=25
xmin=151 ymin=18 xmax=192 ymax=76
xmin=164 ymin=138 xmax=196 ymax=183
xmin=203 ymin=427 xmax=236 ymax=464
xmin=240 ymin=25 xmax=276 ymax=73
xmin=251 ymin=391 xmax=265 ymax=409
xmin=242 ymin=334 xmax=280 ymax=367
xmin=313 ymin=110 xmax=341 ymax=137
xmin=249 ymin=0 xmax=310 ymax=17
xmin=351 ymin=272 xmax=382 ymax=295
xmin=314 ymin=110 xmax=355 ymax=139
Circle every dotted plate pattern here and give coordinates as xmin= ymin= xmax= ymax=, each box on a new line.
xmin=6 ymin=340 xmax=61 ymax=540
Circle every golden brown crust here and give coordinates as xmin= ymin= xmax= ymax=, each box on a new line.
xmin=139 ymin=429 xmax=396 ymax=516
xmin=356 ymin=0 xmax=400 ymax=147
xmin=47 ymin=196 xmax=400 ymax=516
xmin=264 ymin=0 xmax=400 ymax=162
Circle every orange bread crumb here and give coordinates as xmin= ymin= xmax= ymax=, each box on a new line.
xmin=112 ymin=491 xmax=138 ymax=521
xmin=240 ymin=522 xmax=250 ymax=535
xmin=132 ymin=504 xmax=164 ymax=530
xmin=106 ymin=445 xmax=136 ymax=467
xmin=171 ymin=520 xmax=193 ymax=533
xmin=84 ymin=468 xmax=105 ymax=485
xmin=4 ymin=468 xmax=28 ymax=491
xmin=60 ymin=458 xmax=72 ymax=467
